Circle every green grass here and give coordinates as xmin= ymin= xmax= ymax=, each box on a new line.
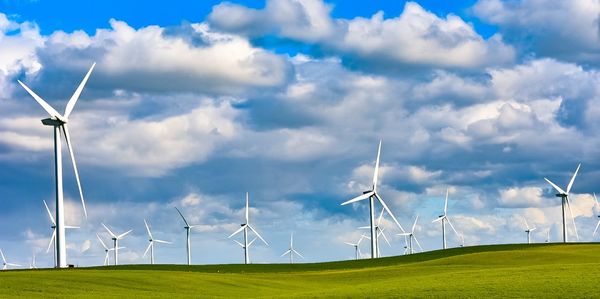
xmin=1 ymin=243 xmax=600 ymax=298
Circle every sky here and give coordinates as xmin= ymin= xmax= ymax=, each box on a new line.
xmin=1 ymin=0 xmax=600 ymax=268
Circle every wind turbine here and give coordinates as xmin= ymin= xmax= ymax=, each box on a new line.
xmin=592 ymin=193 xmax=600 ymax=239
xmin=432 ymin=189 xmax=459 ymax=249
xmin=280 ymin=233 xmax=304 ymax=264
xmin=143 ymin=219 xmax=171 ymax=265
xmin=1 ymin=249 xmax=21 ymax=270
xmin=43 ymin=200 xmax=79 ymax=267
xmin=358 ymin=208 xmax=391 ymax=258
xmin=18 ymin=63 xmax=95 ymax=268
xmin=229 ymin=192 xmax=268 ymax=264
xmin=29 ymin=252 xmax=37 ymax=269
xmin=175 ymin=207 xmax=199 ymax=265
xmin=101 ymin=223 xmax=132 ymax=266
xmin=96 ymin=234 xmax=113 ymax=266
xmin=344 ymin=234 xmax=369 ymax=260
xmin=546 ymin=227 xmax=551 ymax=243
xmin=544 ymin=164 xmax=580 ymax=243
xmin=398 ymin=215 xmax=423 ymax=254
xmin=524 ymin=219 xmax=536 ymax=244
xmin=341 ymin=140 xmax=405 ymax=259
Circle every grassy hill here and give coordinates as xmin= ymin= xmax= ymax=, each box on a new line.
xmin=1 ymin=243 xmax=599 ymax=298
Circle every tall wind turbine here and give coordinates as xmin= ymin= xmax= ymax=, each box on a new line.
xmin=1 ymin=249 xmax=20 ymax=270
xmin=19 ymin=63 xmax=95 ymax=268
xmin=229 ymin=192 xmax=268 ymax=264
xmin=143 ymin=219 xmax=171 ymax=265
xmin=344 ymin=234 xmax=369 ymax=260
xmin=432 ymin=189 xmax=459 ymax=249
xmin=544 ymin=164 xmax=580 ymax=243
xmin=592 ymin=193 xmax=600 ymax=239
xmin=43 ymin=200 xmax=79 ymax=267
xmin=398 ymin=215 xmax=423 ymax=254
xmin=281 ymin=233 xmax=304 ymax=264
xmin=175 ymin=207 xmax=199 ymax=265
xmin=341 ymin=140 xmax=405 ymax=258
xmin=524 ymin=219 xmax=536 ymax=244
xmin=101 ymin=223 xmax=132 ymax=266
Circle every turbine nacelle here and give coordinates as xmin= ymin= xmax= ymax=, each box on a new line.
xmin=41 ymin=118 xmax=65 ymax=126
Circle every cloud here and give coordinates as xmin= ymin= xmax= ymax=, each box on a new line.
xmin=498 ymin=186 xmax=544 ymax=208
xmin=473 ymin=0 xmax=600 ymax=64
xmin=209 ymin=1 xmax=515 ymax=70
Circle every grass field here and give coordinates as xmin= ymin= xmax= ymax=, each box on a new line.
xmin=1 ymin=243 xmax=599 ymax=298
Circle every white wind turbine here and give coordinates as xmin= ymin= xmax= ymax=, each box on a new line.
xmin=592 ymin=193 xmax=600 ymax=239
xmin=341 ymin=140 xmax=406 ymax=259
xmin=229 ymin=192 xmax=268 ymax=264
xmin=175 ymin=207 xmax=199 ymax=265
xmin=18 ymin=63 xmax=95 ymax=268
xmin=358 ymin=208 xmax=392 ymax=258
xmin=432 ymin=189 xmax=460 ymax=249
xmin=96 ymin=233 xmax=115 ymax=266
xmin=281 ymin=233 xmax=304 ymax=264
xmin=143 ymin=219 xmax=171 ymax=265
xmin=524 ymin=219 xmax=536 ymax=244
xmin=344 ymin=234 xmax=369 ymax=260
xmin=544 ymin=164 xmax=580 ymax=243
xmin=398 ymin=215 xmax=423 ymax=254
xmin=43 ymin=200 xmax=79 ymax=267
xmin=101 ymin=223 xmax=132 ymax=266
xmin=29 ymin=252 xmax=37 ymax=269
xmin=1 ymin=249 xmax=21 ymax=270
xmin=546 ymin=227 xmax=551 ymax=243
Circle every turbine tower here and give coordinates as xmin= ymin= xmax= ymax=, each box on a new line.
xmin=432 ymin=189 xmax=459 ymax=249
xmin=398 ymin=215 xmax=423 ymax=254
xmin=18 ymin=63 xmax=95 ymax=268
xmin=228 ymin=192 xmax=268 ymax=264
xmin=175 ymin=207 xmax=199 ymax=265
xmin=143 ymin=219 xmax=171 ymax=265
xmin=341 ymin=140 xmax=405 ymax=258
xmin=101 ymin=223 xmax=132 ymax=266
xmin=280 ymin=233 xmax=304 ymax=264
xmin=524 ymin=219 xmax=536 ymax=244
xmin=544 ymin=164 xmax=580 ymax=243
xmin=344 ymin=234 xmax=369 ymax=260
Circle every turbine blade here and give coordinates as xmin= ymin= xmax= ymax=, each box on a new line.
xmin=373 ymin=140 xmax=382 ymax=191
xmin=379 ymin=230 xmax=391 ymax=246
xmin=292 ymin=249 xmax=305 ymax=259
xmin=64 ymin=62 xmax=95 ymax=119
xmin=228 ymin=225 xmax=245 ymax=238
xmin=374 ymin=193 xmax=406 ymax=233
xmin=62 ymin=125 xmax=87 ymax=219
xmin=341 ymin=191 xmax=374 ymax=206
xmin=0 ymin=249 xmax=6 ymax=263
xmin=143 ymin=242 xmax=152 ymax=258
xmin=154 ymin=240 xmax=171 ymax=244
xmin=248 ymin=225 xmax=268 ymax=245
xmin=566 ymin=163 xmax=581 ymax=194
xmin=17 ymin=80 xmax=63 ymax=118
xmin=117 ymin=229 xmax=132 ymax=239
xmin=444 ymin=188 xmax=449 ymax=215
xmin=174 ymin=207 xmax=190 ymax=227
xmin=248 ymin=237 xmax=258 ymax=247
xmin=344 ymin=242 xmax=356 ymax=246
xmin=411 ymin=215 xmax=419 ymax=233
xmin=397 ymin=233 xmax=411 ymax=236
xmin=101 ymin=223 xmax=117 ymax=238
xmin=357 ymin=226 xmax=371 ymax=229
xmin=413 ymin=236 xmax=424 ymax=251
xmin=593 ymin=220 xmax=600 ymax=237
xmin=144 ymin=219 xmax=153 ymax=239
xmin=233 ymin=240 xmax=244 ymax=248
xmin=47 ymin=230 xmax=56 ymax=253
xmin=377 ymin=207 xmax=385 ymax=226
xmin=64 ymin=225 xmax=80 ymax=229
xmin=544 ymin=178 xmax=566 ymax=195
xmin=525 ymin=219 xmax=530 ymax=230
xmin=245 ymin=192 xmax=249 ymax=223
xmin=446 ymin=217 xmax=460 ymax=239
xmin=96 ymin=234 xmax=108 ymax=250
xmin=43 ymin=200 xmax=56 ymax=225
xmin=566 ymin=199 xmax=579 ymax=241
xmin=594 ymin=193 xmax=599 ymax=209
xmin=432 ymin=216 xmax=444 ymax=223
xmin=281 ymin=249 xmax=291 ymax=257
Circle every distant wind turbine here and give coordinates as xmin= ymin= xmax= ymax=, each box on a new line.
xmin=281 ymin=233 xmax=304 ymax=264
xmin=18 ymin=63 xmax=95 ymax=268
xmin=1 ymin=249 xmax=20 ymax=270
xmin=524 ymin=218 xmax=536 ymax=244
xmin=592 ymin=193 xmax=600 ymax=239
xmin=175 ymin=207 xmax=199 ymax=265
xmin=432 ymin=189 xmax=460 ymax=249
xmin=359 ymin=208 xmax=391 ymax=258
xmin=101 ymin=223 xmax=132 ymax=266
xmin=143 ymin=219 xmax=171 ymax=265
xmin=43 ymin=200 xmax=79 ymax=267
xmin=229 ymin=192 xmax=268 ymax=264
xmin=546 ymin=227 xmax=551 ymax=243
xmin=341 ymin=140 xmax=406 ymax=259
xmin=398 ymin=215 xmax=423 ymax=254
xmin=544 ymin=164 xmax=580 ymax=243
xmin=344 ymin=234 xmax=369 ymax=260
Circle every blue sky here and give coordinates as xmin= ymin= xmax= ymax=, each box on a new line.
xmin=1 ymin=0 xmax=600 ymax=267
